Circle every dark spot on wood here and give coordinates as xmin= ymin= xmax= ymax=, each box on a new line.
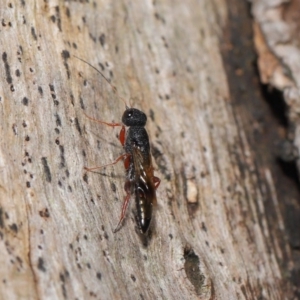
xmin=31 ymin=27 xmax=37 ymax=40
xmin=83 ymin=173 xmax=88 ymax=183
xmin=89 ymin=33 xmax=96 ymax=43
xmin=37 ymin=86 xmax=43 ymax=95
xmin=74 ymin=117 xmax=82 ymax=135
xmin=98 ymin=62 xmax=104 ymax=71
xmin=26 ymin=181 xmax=30 ymax=188
xmin=131 ymin=274 xmax=136 ymax=282
xmin=12 ymin=123 xmax=17 ymax=135
xmin=79 ymin=96 xmax=85 ymax=109
xmin=38 ymin=257 xmax=46 ymax=272
xmin=69 ymin=93 xmax=75 ymax=106
xmin=149 ymin=109 xmax=155 ymax=121
xmin=49 ymin=84 xmax=55 ymax=92
xmin=61 ymin=50 xmax=70 ymax=79
xmin=22 ymin=97 xmax=28 ymax=106
xmin=15 ymin=69 xmax=20 ymax=77
xmin=0 ymin=208 xmax=4 ymax=228
xmin=16 ymin=256 xmax=22 ymax=267
xmin=40 ymin=229 xmax=44 ymax=234
xmin=9 ymin=223 xmax=18 ymax=233
xmin=60 ymin=272 xmax=67 ymax=298
xmin=99 ymin=33 xmax=105 ymax=47
xmin=84 ymin=234 xmax=88 ymax=240
xmin=169 ymin=234 xmax=173 ymax=239
xmin=61 ymin=50 xmax=70 ymax=60
xmin=96 ymin=272 xmax=101 ymax=280
xmin=2 ymin=52 xmax=12 ymax=84
xmin=72 ymin=43 xmax=77 ymax=49
xmin=10 ymin=84 xmax=15 ymax=92
xmin=205 ymin=241 xmax=209 ymax=247
xmin=65 ymin=7 xmax=70 ymax=18
xmin=55 ymin=6 xmax=62 ymax=31
xmin=39 ymin=208 xmax=50 ymax=218
xmin=201 ymin=222 xmax=207 ymax=232
xmin=152 ymin=145 xmax=171 ymax=180
xmin=55 ymin=114 xmax=61 ymax=127
xmin=55 ymin=128 xmax=60 ymax=134
xmin=103 ymin=231 xmax=108 ymax=240
xmin=183 ymin=246 xmax=205 ymax=295
xmin=59 ymin=145 xmax=65 ymax=168
xmin=110 ymin=182 xmax=116 ymax=192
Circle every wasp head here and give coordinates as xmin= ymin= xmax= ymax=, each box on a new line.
xmin=122 ymin=108 xmax=147 ymax=127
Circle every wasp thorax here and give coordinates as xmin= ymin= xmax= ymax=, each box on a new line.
xmin=122 ymin=108 xmax=147 ymax=127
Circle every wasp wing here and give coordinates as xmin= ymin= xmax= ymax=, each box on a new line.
xmin=131 ymin=145 xmax=157 ymax=233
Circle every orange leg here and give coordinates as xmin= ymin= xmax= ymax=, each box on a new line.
xmin=119 ymin=126 xmax=126 ymax=146
xmin=83 ymin=111 xmax=122 ymax=128
xmin=113 ymin=181 xmax=131 ymax=233
xmin=153 ymin=176 xmax=161 ymax=189
xmin=84 ymin=153 xmax=130 ymax=172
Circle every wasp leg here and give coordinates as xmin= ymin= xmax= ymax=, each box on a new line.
xmin=113 ymin=181 xmax=131 ymax=233
xmin=84 ymin=153 xmax=130 ymax=172
xmin=119 ymin=126 xmax=126 ymax=146
xmin=153 ymin=176 xmax=161 ymax=189
xmin=83 ymin=111 xmax=122 ymax=128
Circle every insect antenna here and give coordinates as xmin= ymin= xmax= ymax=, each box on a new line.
xmin=73 ymin=55 xmax=129 ymax=108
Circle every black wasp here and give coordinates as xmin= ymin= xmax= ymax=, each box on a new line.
xmin=76 ymin=56 xmax=160 ymax=234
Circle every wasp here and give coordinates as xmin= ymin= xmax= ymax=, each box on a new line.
xmin=75 ymin=56 xmax=160 ymax=234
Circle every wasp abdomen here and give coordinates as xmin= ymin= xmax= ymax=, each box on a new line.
xmin=135 ymin=182 xmax=154 ymax=233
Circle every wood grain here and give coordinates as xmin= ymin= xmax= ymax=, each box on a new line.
xmin=0 ymin=0 xmax=297 ymax=299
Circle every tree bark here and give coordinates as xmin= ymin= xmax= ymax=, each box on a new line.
xmin=0 ymin=0 xmax=298 ymax=299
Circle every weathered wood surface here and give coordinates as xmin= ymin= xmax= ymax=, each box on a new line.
xmin=252 ymin=0 xmax=300 ymax=164
xmin=0 ymin=0 xmax=298 ymax=299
